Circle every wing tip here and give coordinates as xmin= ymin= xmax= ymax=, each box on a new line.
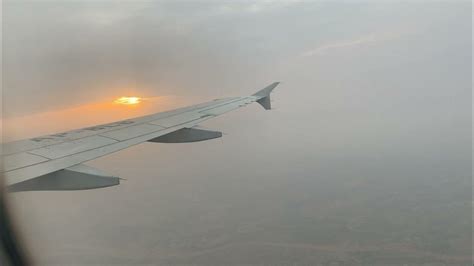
xmin=252 ymin=82 xmax=280 ymax=98
xmin=253 ymin=82 xmax=280 ymax=110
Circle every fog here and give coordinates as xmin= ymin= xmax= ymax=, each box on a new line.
xmin=3 ymin=1 xmax=472 ymax=265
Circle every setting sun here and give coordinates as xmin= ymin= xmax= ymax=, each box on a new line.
xmin=114 ymin=96 xmax=141 ymax=105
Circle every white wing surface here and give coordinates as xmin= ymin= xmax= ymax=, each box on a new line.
xmin=3 ymin=83 xmax=279 ymax=191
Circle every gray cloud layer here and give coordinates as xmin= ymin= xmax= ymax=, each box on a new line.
xmin=4 ymin=1 xmax=471 ymax=265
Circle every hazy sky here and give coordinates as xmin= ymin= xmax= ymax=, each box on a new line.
xmin=3 ymin=1 xmax=472 ymax=265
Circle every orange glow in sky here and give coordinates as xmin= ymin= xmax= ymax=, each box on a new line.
xmin=114 ymin=96 xmax=142 ymax=105
xmin=3 ymin=95 xmax=198 ymax=142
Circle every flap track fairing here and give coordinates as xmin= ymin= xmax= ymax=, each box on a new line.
xmin=8 ymin=164 xmax=120 ymax=192
xmin=147 ymin=127 xmax=222 ymax=143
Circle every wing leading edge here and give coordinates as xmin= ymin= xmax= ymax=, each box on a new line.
xmin=3 ymin=82 xmax=280 ymax=191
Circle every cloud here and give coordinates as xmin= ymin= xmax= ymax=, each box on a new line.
xmin=302 ymin=32 xmax=399 ymax=57
xmin=71 ymin=2 xmax=151 ymax=26
xmin=217 ymin=0 xmax=303 ymax=14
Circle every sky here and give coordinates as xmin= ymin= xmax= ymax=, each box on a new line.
xmin=2 ymin=1 xmax=472 ymax=265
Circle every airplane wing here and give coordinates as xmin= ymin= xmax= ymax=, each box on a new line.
xmin=3 ymin=82 xmax=279 ymax=192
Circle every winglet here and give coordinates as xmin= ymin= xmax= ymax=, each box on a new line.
xmin=252 ymin=82 xmax=279 ymax=110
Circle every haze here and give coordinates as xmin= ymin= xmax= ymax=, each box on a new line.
xmin=3 ymin=1 xmax=472 ymax=265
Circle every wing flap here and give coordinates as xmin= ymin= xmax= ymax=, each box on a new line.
xmin=28 ymin=135 xmax=118 ymax=160
xmin=4 ymin=153 xmax=50 ymax=172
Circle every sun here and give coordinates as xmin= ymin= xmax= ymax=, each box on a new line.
xmin=114 ymin=96 xmax=141 ymax=105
